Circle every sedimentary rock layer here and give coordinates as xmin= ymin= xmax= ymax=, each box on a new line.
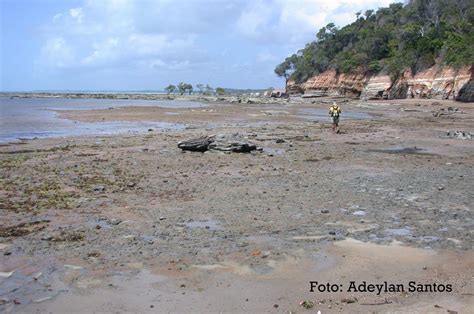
xmin=289 ymin=65 xmax=473 ymax=102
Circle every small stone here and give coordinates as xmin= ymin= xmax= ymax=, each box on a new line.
xmin=88 ymin=251 xmax=100 ymax=257
xmin=341 ymin=297 xmax=358 ymax=304
xmin=64 ymin=264 xmax=83 ymax=270
xmin=111 ymin=219 xmax=122 ymax=225
xmin=273 ymin=304 xmax=279 ymax=308
xmin=0 ymin=271 xmax=14 ymax=278
xmin=93 ymin=185 xmax=106 ymax=192
xmin=321 ymin=209 xmax=330 ymax=214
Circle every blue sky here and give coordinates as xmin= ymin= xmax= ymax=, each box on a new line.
xmin=1 ymin=0 xmax=394 ymax=91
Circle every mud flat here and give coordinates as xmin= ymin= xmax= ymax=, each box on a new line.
xmin=1 ymin=96 xmax=473 ymax=312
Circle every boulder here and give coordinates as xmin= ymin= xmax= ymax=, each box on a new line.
xmin=177 ymin=134 xmax=257 ymax=153
xmin=209 ymin=134 xmax=257 ymax=153
xmin=177 ymin=136 xmax=213 ymax=152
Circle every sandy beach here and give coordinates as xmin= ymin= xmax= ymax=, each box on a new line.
xmin=1 ymin=95 xmax=473 ymax=312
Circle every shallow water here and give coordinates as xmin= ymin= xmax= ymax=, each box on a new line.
xmin=0 ymin=97 xmax=205 ymax=143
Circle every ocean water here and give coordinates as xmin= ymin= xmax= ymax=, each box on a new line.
xmin=0 ymin=97 xmax=205 ymax=143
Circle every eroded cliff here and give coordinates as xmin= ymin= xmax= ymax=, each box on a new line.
xmin=288 ymin=65 xmax=473 ymax=102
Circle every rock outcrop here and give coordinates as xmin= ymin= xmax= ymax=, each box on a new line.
xmin=288 ymin=65 xmax=473 ymax=102
xmin=178 ymin=134 xmax=257 ymax=153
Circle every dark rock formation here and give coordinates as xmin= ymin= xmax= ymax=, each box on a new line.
xmin=178 ymin=134 xmax=257 ymax=153
xmin=178 ymin=136 xmax=213 ymax=152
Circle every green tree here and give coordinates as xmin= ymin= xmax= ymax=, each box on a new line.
xmin=196 ymin=84 xmax=205 ymax=94
xmin=164 ymin=84 xmax=176 ymax=94
xmin=274 ymin=54 xmax=298 ymax=90
xmin=177 ymin=82 xmax=187 ymax=95
xmin=204 ymin=84 xmax=214 ymax=95
xmin=275 ymin=0 xmax=474 ymax=83
xmin=215 ymin=87 xmax=225 ymax=95
xmin=185 ymin=83 xmax=193 ymax=95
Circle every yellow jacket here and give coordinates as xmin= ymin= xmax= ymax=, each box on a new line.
xmin=329 ymin=105 xmax=341 ymax=116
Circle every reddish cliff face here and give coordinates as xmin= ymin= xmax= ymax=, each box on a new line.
xmin=288 ymin=65 xmax=473 ymax=102
xmin=297 ymin=69 xmax=370 ymax=98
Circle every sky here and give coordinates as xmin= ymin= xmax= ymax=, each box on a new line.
xmin=0 ymin=0 xmax=395 ymax=91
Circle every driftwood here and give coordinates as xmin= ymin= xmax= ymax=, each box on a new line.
xmin=177 ymin=134 xmax=257 ymax=153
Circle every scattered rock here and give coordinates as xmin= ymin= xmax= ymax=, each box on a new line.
xmin=93 ymin=185 xmax=106 ymax=192
xmin=64 ymin=264 xmax=84 ymax=270
xmin=209 ymin=134 xmax=257 ymax=153
xmin=33 ymin=296 xmax=53 ymax=303
xmin=352 ymin=211 xmax=366 ymax=216
xmin=87 ymin=251 xmax=100 ymax=257
xmin=341 ymin=297 xmax=358 ymax=304
xmin=275 ymin=138 xmax=285 ymax=143
xmin=110 ymin=218 xmax=123 ymax=225
xmin=446 ymin=130 xmax=472 ymax=140
xmin=42 ymin=228 xmax=85 ymax=242
xmin=321 ymin=209 xmax=330 ymax=214
xmin=0 ymin=220 xmax=49 ymax=237
xmin=178 ymin=134 xmax=257 ymax=153
xmin=433 ymin=107 xmax=459 ymax=117
xmin=299 ymin=300 xmax=315 ymax=309
xmin=177 ymin=136 xmax=213 ymax=152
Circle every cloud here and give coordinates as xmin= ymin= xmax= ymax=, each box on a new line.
xmin=69 ymin=8 xmax=84 ymax=23
xmin=236 ymin=0 xmax=394 ymax=44
xmin=35 ymin=0 xmax=398 ymax=88
xmin=257 ymin=51 xmax=278 ymax=63
xmin=82 ymin=37 xmax=119 ymax=66
xmin=40 ymin=37 xmax=75 ymax=68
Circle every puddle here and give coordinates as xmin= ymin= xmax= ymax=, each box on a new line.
xmin=0 ymin=265 xmax=67 ymax=311
xmin=185 ymin=220 xmax=222 ymax=231
xmin=298 ymin=108 xmax=372 ymax=121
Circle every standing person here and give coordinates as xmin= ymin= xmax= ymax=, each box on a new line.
xmin=329 ymin=102 xmax=342 ymax=133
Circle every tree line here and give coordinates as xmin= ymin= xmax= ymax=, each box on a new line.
xmin=275 ymin=0 xmax=474 ymax=85
xmin=164 ymin=83 xmax=225 ymax=95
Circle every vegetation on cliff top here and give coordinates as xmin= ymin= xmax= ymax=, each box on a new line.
xmin=275 ymin=0 xmax=474 ymax=84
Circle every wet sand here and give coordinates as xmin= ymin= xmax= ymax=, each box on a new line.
xmin=1 ymin=96 xmax=473 ymax=312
